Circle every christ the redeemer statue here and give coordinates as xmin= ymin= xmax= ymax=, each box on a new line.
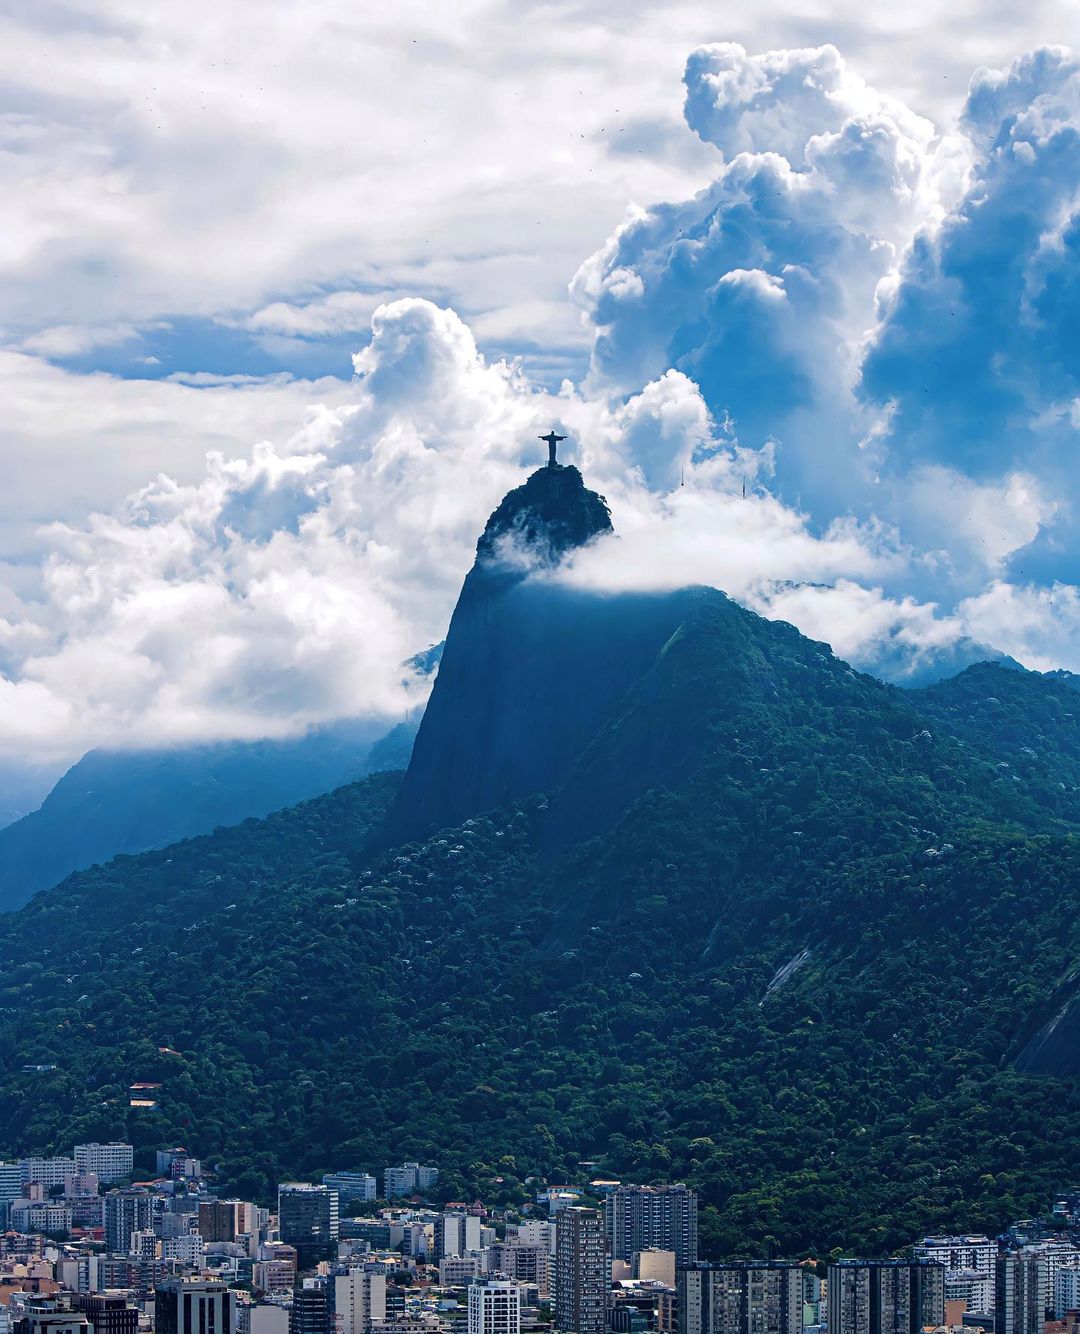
xmin=539 ymin=430 xmax=566 ymax=468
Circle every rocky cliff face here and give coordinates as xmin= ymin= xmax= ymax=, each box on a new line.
xmin=474 ymin=463 xmax=613 ymax=569
xmin=1016 ymin=996 xmax=1080 ymax=1078
xmin=389 ymin=464 xmax=694 ymax=841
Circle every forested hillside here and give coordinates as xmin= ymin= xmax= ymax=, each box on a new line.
xmin=3 ymin=584 xmax=1080 ymax=1258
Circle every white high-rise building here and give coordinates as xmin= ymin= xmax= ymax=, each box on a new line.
xmin=0 ymin=1162 xmax=23 ymax=1207
xmin=914 ymin=1237 xmax=996 ymax=1316
xmin=505 ymin=1221 xmax=556 ymax=1257
xmin=382 ymin=1164 xmax=438 ymax=1200
xmin=73 ymin=1143 xmax=133 ymax=1184
xmin=334 ymin=1268 xmax=387 ymax=1334
xmin=1054 ymin=1261 xmax=1080 ymax=1318
xmin=162 ymin=1233 xmax=206 ymax=1266
xmin=20 ymin=1159 xmax=77 ymax=1191
xmin=468 ymin=1281 xmax=520 ymax=1334
xmin=436 ymin=1214 xmax=483 ymax=1260
xmin=1023 ymin=1242 xmax=1080 ymax=1319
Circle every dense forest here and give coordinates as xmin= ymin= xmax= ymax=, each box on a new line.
xmin=3 ymin=587 xmax=1080 ymax=1258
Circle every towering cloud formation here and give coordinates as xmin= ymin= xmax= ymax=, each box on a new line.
xmin=0 ymin=302 xmax=532 ymax=764
xmin=6 ymin=43 xmax=1080 ymax=774
xmin=863 ymin=48 xmax=1080 ymax=567
xmin=573 ymin=41 xmax=1080 ymax=610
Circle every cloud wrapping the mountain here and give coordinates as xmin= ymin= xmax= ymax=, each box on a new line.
xmin=0 ymin=297 xmax=941 ymax=764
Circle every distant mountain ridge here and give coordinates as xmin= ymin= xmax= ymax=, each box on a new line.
xmin=0 ymin=719 xmax=417 ymax=912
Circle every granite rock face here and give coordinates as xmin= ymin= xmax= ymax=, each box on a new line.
xmin=389 ymin=464 xmax=696 ymax=841
xmin=474 ymin=464 xmax=612 ymax=569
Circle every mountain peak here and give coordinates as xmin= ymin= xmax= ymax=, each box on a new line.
xmin=475 ymin=464 xmax=612 ymax=571
xmin=385 ymin=462 xmax=645 ymax=843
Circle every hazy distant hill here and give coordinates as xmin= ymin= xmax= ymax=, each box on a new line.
xmin=0 ymin=720 xmax=417 ymax=912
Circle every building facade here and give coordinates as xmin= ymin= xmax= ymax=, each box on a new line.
xmin=436 ymin=1214 xmax=483 ymax=1261
xmin=322 ymin=1174 xmax=377 ymax=1204
xmin=605 ymin=1187 xmax=698 ymax=1268
xmin=913 ymin=1238 xmax=996 ymax=1317
xmin=996 ymin=1254 xmax=1041 ymax=1334
xmin=254 ymin=1261 xmax=297 ymax=1295
xmin=633 ymin=1251 xmax=676 ymax=1287
xmin=506 ymin=1222 xmax=557 ymax=1257
xmin=10 ymin=1299 xmax=90 ymax=1334
xmin=555 ymin=1208 xmax=608 ymax=1334
xmin=19 ymin=1159 xmax=77 ymax=1192
xmin=0 ymin=1161 xmax=24 ymax=1220
xmin=488 ymin=1243 xmax=551 ymax=1299
xmin=827 ymin=1260 xmax=945 ymax=1334
xmin=155 ymin=1281 xmax=238 ymax=1334
xmin=468 ymin=1281 xmax=521 ymax=1334
xmin=334 ymin=1269 xmax=387 ymax=1334
xmin=162 ymin=1234 xmax=205 ymax=1266
xmin=73 ymin=1145 xmax=133 ymax=1185
xmin=198 ymin=1200 xmax=257 ymax=1244
xmin=1023 ymin=1242 xmax=1080 ymax=1319
xmin=10 ymin=1202 xmax=73 ymax=1236
xmin=72 ymin=1293 xmax=139 ymax=1334
xmin=678 ymin=1262 xmax=802 ymax=1334
xmin=278 ymin=1185 xmax=340 ymax=1270
xmin=1055 ymin=1262 xmax=1080 ymax=1319
xmin=290 ymin=1288 xmax=330 ymax=1334
xmin=439 ymin=1256 xmax=483 ymax=1286
xmin=382 ymin=1165 xmax=438 ymax=1200
xmin=104 ymin=1192 xmax=154 ymax=1254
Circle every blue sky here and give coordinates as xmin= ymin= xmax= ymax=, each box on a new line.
xmin=3 ymin=0 xmax=1080 ymax=807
